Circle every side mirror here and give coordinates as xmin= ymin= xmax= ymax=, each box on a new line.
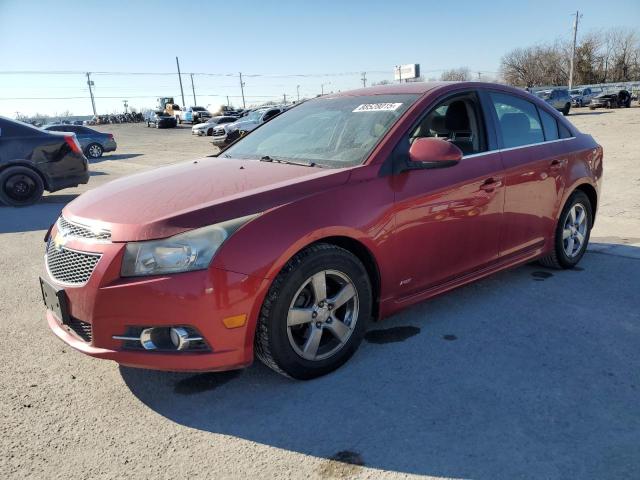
xmin=408 ymin=137 xmax=463 ymax=168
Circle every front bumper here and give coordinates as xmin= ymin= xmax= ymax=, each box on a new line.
xmin=211 ymin=133 xmax=228 ymax=145
xmin=43 ymin=232 xmax=269 ymax=372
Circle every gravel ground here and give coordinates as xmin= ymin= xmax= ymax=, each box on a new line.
xmin=1 ymin=109 xmax=639 ymax=480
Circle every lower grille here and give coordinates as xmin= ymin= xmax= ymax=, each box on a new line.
xmin=66 ymin=318 xmax=92 ymax=342
xmin=46 ymin=243 xmax=101 ymax=285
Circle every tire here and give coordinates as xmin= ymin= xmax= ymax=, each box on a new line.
xmin=0 ymin=166 xmax=45 ymax=207
xmin=539 ymin=190 xmax=592 ymax=269
xmin=207 ymin=128 xmax=213 ymax=136
xmin=147 ymin=121 xmax=150 ymax=127
xmin=255 ymin=243 xmax=372 ymax=380
xmin=562 ymin=103 xmax=571 ymax=116
xmin=85 ymin=143 xmax=103 ymax=159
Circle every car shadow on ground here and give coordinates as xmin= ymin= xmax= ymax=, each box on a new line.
xmin=120 ymin=243 xmax=640 ymax=479
xmin=569 ymin=110 xmax=612 ymax=116
xmin=91 ymin=153 xmax=143 ymax=163
xmin=0 ymin=202 xmax=70 ymax=233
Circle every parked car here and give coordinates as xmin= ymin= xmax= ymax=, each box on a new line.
xmin=589 ymin=90 xmax=632 ymax=109
xmin=183 ymin=106 xmax=212 ymax=124
xmin=211 ymin=107 xmax=284 ymax=146
xmin=0 ymin=116 xmax=88 ymax=206
xmin=191 ymin=116 xmax=239 ymax=136
xmin=569 ymin=87 xmax=597 ymax=107
xmin=535 ymin=88 xmax=572 ymax=115
xmin=145 ymin=111 xmax=178 ymax=128
xmin=40 ymin=82 xmax=602 ymax=379
xmin=43 ymin=125 xmax=117 ymax=159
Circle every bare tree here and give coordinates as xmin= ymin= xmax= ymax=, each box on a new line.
xmin=440 ymin=67 xmax=471 ymax=81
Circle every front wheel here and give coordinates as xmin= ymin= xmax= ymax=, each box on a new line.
xmin=562 ymin=103 xmax=571 ymax=116
xmin=539 ymin=190 xmax=592 ymax=269
xmin=255 ymin=244 xmax=372 ymax=379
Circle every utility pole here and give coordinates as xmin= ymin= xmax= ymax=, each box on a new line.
xmin=296 ymin=85 xmax=300 ymax=102
xmin=176 ymin=57 xmax=186 ymax=106
xmin=283 ymin=93 xmax=287 ymax=105
xmin=321 ymin=82 xmax=330 ymax=95
xmin=122 ymin=100 xmax=128 ymax=113
xmin=361 ymin=72 xmax=367 ymax=88
xmin=86 ymin=72 xmax=97 ymax=117
xmin=226 ymin=95 xmax=230 ymax=107
xmin=568 ymin=10 xmax=581 ymax=90
xmin=477 ymin=71 xmax=482 ymax=80
xmin=239 ymin=72 xmax=246 ymax=109
xmin=190 ymin=73 xmax=197 ymax=105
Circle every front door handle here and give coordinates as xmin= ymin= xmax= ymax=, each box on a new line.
xmin=479 ymin=178 xmax=502 ymax=192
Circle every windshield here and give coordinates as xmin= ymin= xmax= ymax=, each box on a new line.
xmin=536 ymin=91 xmax=552 ymax=99
xmin=570 ymin=89 xmax=580 ymax=95
xmin=244 ymin=110 xmax=264 ymax=122
xmin=192 ymin=107 xmax=206 ymax=111
xmin=223 ymin=94 xmax=418 ymax=168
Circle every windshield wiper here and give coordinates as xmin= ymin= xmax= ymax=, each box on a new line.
xmin=260 ymin=155 xmax=317 ymax=167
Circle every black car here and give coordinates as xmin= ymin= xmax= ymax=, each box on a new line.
xmin=146 ymin=112 xmax=177 ymax=129
xmin=0 ymin=117 xmax=89 ymax=206
xmin=589 ymin=90 xmax=632 ymax=109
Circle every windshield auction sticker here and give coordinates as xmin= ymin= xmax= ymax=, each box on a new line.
xmin=353 ymin=103 xmax=403 ymax=112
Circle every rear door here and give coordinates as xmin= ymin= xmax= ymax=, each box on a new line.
xmin=486 ymin=91 xmax=569 ymax=258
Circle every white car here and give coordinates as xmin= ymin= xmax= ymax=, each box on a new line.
xmin=191 ymin=116 xmax=239 ymax=136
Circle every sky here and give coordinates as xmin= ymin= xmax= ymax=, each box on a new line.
xmin=1 ymin=0 xmax=639 ymax=117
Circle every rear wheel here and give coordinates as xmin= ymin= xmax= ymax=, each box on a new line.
xmin=85 ymin=143 xmax=103 ymax=159
xmin=207 ymin=128 xmax=213 ymax=136
xmin=562 ymin=103 xmax=571 ymax=116
xmin=539 ymin=190 xmax=592 ymax=269
xmin=0 ymin=166 xmax=45 ymax=207
xmin=255 ymin=244 xmax=372 ymax=379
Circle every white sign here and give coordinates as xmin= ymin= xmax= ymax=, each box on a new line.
xmin=394 ymin=64 xmax=420 ymax=81
xmin=353 ymin=103 xmax=403 ymax=112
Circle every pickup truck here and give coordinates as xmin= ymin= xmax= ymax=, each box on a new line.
xmin=569 ymin=87 xmax=598 ymax=107
xmin=182 ymin=106 xmax=212 ymax=124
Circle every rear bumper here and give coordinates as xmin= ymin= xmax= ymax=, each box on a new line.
xmin=43 ymin=234 xmax=270 ymax=372
xmin=46 ymin=169 xmax=90 ymax=192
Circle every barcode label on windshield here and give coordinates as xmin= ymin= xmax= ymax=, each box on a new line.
xmin=353 ymin=103 xmax=402 ymax=112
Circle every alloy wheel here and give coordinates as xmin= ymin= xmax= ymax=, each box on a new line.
xmin=562 ymin=203 xmax=588 ymax=258
xmin=287 ymin=270 xmax=359 ymax=361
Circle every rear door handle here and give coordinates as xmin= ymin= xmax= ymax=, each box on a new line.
xmin=550 ymin=159 xmax=567 ymax=170
xmin=480 ymin=178 xmax=502 ymax=192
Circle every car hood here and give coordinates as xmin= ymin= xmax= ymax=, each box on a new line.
xmin=63 ymin=157 xmax=351 ymax=241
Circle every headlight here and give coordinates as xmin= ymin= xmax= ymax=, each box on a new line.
xmin=121 ymin=214 xmax=258 ymax=277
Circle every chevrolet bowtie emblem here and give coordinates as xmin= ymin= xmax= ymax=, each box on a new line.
xmin=53 ymin=232 xmax=67 ymax=251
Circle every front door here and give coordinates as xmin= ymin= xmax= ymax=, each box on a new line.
xmin=391 ymin=92 xmax=505 ymax=297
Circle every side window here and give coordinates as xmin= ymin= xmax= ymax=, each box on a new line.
xmin=558 ymin=123 xmax=572 ymax=139
xmin=538 ymin=108 xmax=559 ymax=141
xmin=263 ymin=109 xmax=279 ymax=122
xmin=408 ymin=93 xmax=486 ymax=155
xmin=489 ymin=92 xmax=544 ymax=148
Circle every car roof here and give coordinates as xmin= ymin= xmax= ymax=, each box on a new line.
xmin=324 ymin=81 xmax=531 ymax=98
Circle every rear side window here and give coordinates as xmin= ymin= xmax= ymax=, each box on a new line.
xmin=489 ymin=92 xmax=544 ymax=148
xmin=0 ymin=118 xmax=42 ymax=137
xmin=559 ymin=123 xmax=572 ymax=139
xmin=538 ymin=108 xmax=559 ymax=141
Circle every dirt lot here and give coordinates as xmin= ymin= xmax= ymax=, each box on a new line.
xmin=1 ymin=109 xmax=639 ymax=480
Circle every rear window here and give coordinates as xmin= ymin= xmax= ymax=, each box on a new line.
xmin=0 ymin=117 xmax=45 ymax=137
xmin=538 ymin=108 xmax=559 ymax=141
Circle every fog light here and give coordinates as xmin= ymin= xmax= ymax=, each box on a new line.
xmin=170 ymin=327 xmax=190 ymax=351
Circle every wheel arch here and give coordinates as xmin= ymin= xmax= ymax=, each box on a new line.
xmin=308 ymin=235 xmax=382 ymax=321
xmin=574 ymin=183 xmax=598 ymax=222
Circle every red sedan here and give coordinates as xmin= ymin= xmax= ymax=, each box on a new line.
xmin=40 ymin=82 xmax=602 ymax=379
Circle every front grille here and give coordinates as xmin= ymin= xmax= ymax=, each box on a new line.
xmin=66 ymin=318 xmax=92 ymax=342
xmin=46 ymin=242 xmax=101 ymax=285
xmin=212 ymin=129 xmax=225 ymax=136
xmin=57 ymin=216 xmax=111 ymax=241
